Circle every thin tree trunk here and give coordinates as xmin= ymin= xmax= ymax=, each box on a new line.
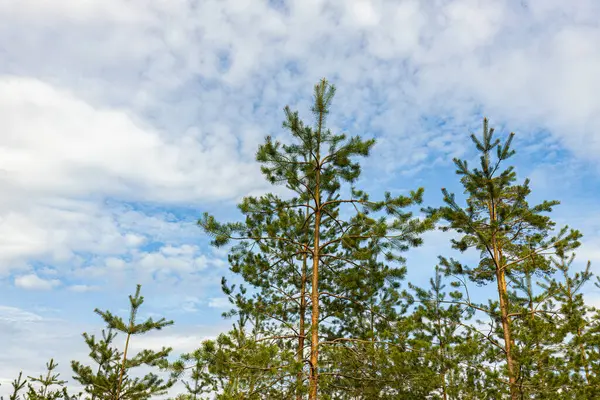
xmin=116 ymin=331 xmax=132 ymax=400
xmin=527 ymin=274 xmax=538 ymax=396
xmin=496 ymin=267 xmax=518 ymax=400
xmin=567 ymin=280 xmax=592 ymax=386
xmin=437 ymin=306 xmax=448 ymax=400
xmin=193 ymin=362 xmax=200 ymax=400
xmin=42 ymin=361 xmax=53 ymax=398
xmin=308 ymin=187 xmax=321 ymax=400
xmin=578 ymin=328 xmax=591 ymax=384
xmin=297 ymin=206 xmax=309 ymax=400
xmin=441 ymin=372 xmax=448 ymax=400
xmin=308 ymin=89 xmax=324 ymax=400
xmin=489 ymin=200 xmax=518 ymax=400
xmin=366 ymin=300 xmax=377 ymax=398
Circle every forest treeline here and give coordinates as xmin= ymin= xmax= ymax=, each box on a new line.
xmin=4 ymin=79 xmax=600 ymax=400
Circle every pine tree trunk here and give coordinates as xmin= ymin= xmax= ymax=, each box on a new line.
xmin=566 ymin=281 xmax=592 ymax=386
xmin=297 ymin=238 xmax=308 ymax=400
xmin=441 ymin=376 xmax=448 ymax=400
xmin=489 ymin=200 xmax=518 ymax=400
xmin=439 ymin=330 xmax=448 ymax=400
xmin=116 ymin=332 xmax=132 ymax=400
xmin=367 ymin=301 xmax=377 ymax=398
xmin=435 ymin=292 xmax=448 ymax=400
xmin=527 ymin=278 xmax=539 ymax=396
xmin=308 ymin=198 xmax=321 ymax=400
xmin=42 ymin=362 xmax=53 ymax=399
xmin=577 ymin=327 xmax=591 ymax=385
xmin=496 ymin=266 xmax=518 ymax=400
xmin=308 ymin=82 xmax=325 ymax=400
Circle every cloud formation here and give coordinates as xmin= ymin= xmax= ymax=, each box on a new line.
xmin=14 ymin=273 xmax=61 ymax=290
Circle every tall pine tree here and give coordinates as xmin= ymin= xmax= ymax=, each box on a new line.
xmin=428 ymin=118 xmax=581 ymax=399
xmin=200 ymin=78 xmax=431 ymax=399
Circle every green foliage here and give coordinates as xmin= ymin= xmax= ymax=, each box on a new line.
xmin=429 ymin=118 xmax=580 ymax=284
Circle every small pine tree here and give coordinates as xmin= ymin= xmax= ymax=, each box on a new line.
xmin=544 ymin=253 xmax=597 ymax=397
xmin=1 ymin=360 xmax=80 ymax=400
xmin=169 ymin=342 xmax=216 ymax=400
xmin=407 ymin=266 xmax=476 ymax=400
xmin=25 ymin=359 xmax=78 ymax=400
xmin=508 ymin=267 xmax=559 ymax=398
xmin=71 ymin=284 xmax=177 ymax=400
xmin=202 ymin=311 xmax=291 ymax=399
xmin=1 ymin=372 xmax=27 ymax=400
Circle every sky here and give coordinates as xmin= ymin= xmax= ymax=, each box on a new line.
xmin=2 ymin=0 xmax=600 ymax=395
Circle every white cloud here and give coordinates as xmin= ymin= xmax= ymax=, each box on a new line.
xmin=0 ymin=200 xmax=136 ymax=274
xmin=0 ymin=72 xmax=264 ymax=279
xmin=577 ymin=237 xmax=600 ymax=266
xmin=14 ymin=274 xmax=61 ymax=290
xmin=208 ymin=297 xmax=231 ymax=309
xmin=68 ymin=284 xmax=99 ymax=293
xmin=0 ymin=0 xmax=152 ymax=24
xmin=0 ymin=305 xmax=43 ymax=323
xmin=65 ymin=243 xmax=225 ymax=295
xmin=128 ymin=329 xmax=220 ymax=354
xmin=131 ymin=245 xmax=210 ymax=275
xmin=348 ymin=0 xmax=381 ymax=27
xmin=0 ymin=77 xmax=264 ymax=203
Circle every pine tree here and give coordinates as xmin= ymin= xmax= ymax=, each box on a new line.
xmin=544 ymin=253 xmax=597 ymax=398
xmin=1 ymin=360 xmax=79 ymax=400
xmin=407 ymin=266 xmax=475 ymax=399
xmin=1 ymin=372 xmax=28 ymax=400
xmin=402 ymin=266 xmax=507 ymax=399
xmin=203 ymin=310 xmax=293 ymax=399
xmin=25 ymin=359 xmax=77 ymax=400
xmin=507 ymin=267 xmax=559 ymax=398
xmin=318 ymin=255 xmax=434 ymax=399
xmin=200 ymin=78 xmax=431 ymax=399
xmin=71 ymin=328 xmax=121 ymax=400
xmin=428 ymin=118 xmax=581 ymax=399
xmin=71 ymin=284 xmax=177 ymax=400
xmin=585 ymin=278 xmax=600 ymax=392
xmin=214 ymin=204 xmax=311 ymax=398
xmin=169 ymin=342 xmax=216 ymax=400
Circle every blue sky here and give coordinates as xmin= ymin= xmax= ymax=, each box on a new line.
xmin=2 ymin=0 xmax=600 ymax=394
